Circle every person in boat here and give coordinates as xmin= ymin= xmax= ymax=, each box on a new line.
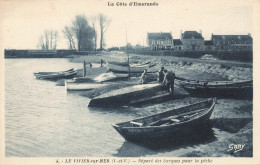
xmin=163 ymin=69 xmax=175 ymax=94
xmin=140 ymin=69 xmax=148 ymax=84
xmin=157 ymin=66 xmax=165 ymax=83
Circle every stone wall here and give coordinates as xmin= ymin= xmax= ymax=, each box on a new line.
xmin=128 ymin=50 xmax=253 ymax=62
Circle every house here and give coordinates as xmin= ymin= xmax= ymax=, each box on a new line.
xmin=181 ymin=31 xmax=204 ymax=51
xmin=173 ymin=39 xmax=182 ymax=51
xmin=211 ymin=34 xmax=252 ymax=51
xmin=204 ymin=40 xmax=215 ymax=50
xmin=147 ymin=32 xmax=173 ymax=50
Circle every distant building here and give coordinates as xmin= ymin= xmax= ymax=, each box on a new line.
xmin=181 ymin=31 xmax=204 ymax=51
xmin=211 ymin=34 xmax=252 ymax=51
xmin=147 ymin=32 xmax=173 ymax=50
xmin=204 ymin=40 xmax=215 ymax=50
xmin=173 ymin=39 xmax=182 ymax=51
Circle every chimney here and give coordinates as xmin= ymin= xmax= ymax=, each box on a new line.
xmin=180 ymin=30 xmax=182 ymax=40
xmin=248 ymin=33 xmax=251 ymax=37
xmin=199 ymin=30 xmax=202 ymax=34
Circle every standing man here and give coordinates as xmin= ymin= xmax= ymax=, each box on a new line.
xmin=140 ymin=69 xmax=148 ymax=84
xmin=100 ymin=59 xmax=103 ymax=67
xmin=163 ymin=69 xmax=175 ymax=95
xmin=157 ymin=66 xmax=165 ymax=83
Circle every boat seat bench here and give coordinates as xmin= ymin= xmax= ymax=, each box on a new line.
xmin=130 ymin=121 xmax=143 ymax=127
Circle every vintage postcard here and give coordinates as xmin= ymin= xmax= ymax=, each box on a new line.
xmin=0 ymin=0 xmax=259 ymax=164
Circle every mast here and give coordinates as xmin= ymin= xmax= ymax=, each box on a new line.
xmin=125 ymin=25 xmax=130 ymax=78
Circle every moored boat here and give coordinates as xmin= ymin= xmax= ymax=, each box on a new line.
xmin=65 ymin=72 xmax=129 ymax=91
xmin=34 ymin=68 xmax=74 ymax=75
xmin=107 ymin=61 xmax=152 ymax=67
xmin=93 ymin=72 xmax=129 ymax=82
xmin=107 ymin=63 xmax=156 ymax=73
xmin=65 ymin=81 xmax=109 ymax=91
xmin=34 ymin=68 xmax=77 ymax=80
xmin=107 ymin=60 xmax=129 ymax=66
xmin=113 ymin=98 xmax=216 ymax=144
xmin=180 ymin=80 xmax=253 ymax=98
xmin=88 ymin=83 xmax=167 ymax=107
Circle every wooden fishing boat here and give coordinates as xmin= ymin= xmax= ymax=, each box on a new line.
xmin=34 ymin=69 xmax=77 ymax=80
xmin=93 ymin=72 xmax=128 ymax=82
xmin=65 ymin=81 xmax=109 ymax=91
xmin=107 ymin=63 xmax=156 ymax=73
xmin=180 ymin=80 xmax=253 ymax=98
xmin=34 ymin=68 xmax=74 ymax=75
xmin=113 ymin=98 xmax=216 ymax=143
xmin=107 ymin=61 xmax=152 ymax=67
xmin=107 ymin=60 xmax=129 ymax=66
xmin=65 ymin=72 xmax=129 ymax=91
xmin=88 ymin=83 xmax=167 ymax=107
xmin=180 ymin=79 xmax=252 ymax=87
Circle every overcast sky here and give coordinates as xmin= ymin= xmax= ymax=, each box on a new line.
xmin=0 ymin=0 xmax=256 ymax=50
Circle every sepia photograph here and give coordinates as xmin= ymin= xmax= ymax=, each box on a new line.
xmin=0 ymin=0 xmax=259 ymax=164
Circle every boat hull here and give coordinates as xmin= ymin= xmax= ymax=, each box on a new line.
xmin=34 ymin=71 xmax=77 ymax=80
xmin=93 ymin=72 xmax=128 ymax=82
xmin=113 ymin=98 xmax=216 ymax=143
xmin=108 ymin=63 xmax=155 ymax=73
xmin=181 ymin=80 xmax=253 ymax=99
xmin=34 ymin=68 xmax=74 ymax=75
xmin=65 ymin=81 xmax=109 ymax=91
xmin=88 ymin=83 xmax=166 ymax=107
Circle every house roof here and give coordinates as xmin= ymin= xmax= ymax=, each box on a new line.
xmin=212 ymin=35 xmax=252 ymax=43
xmin=182 ymin=31 xmax=204 ymax=39
xmin=173 ymin=39 xmax=182 ymax=45
xmin=147 ymin=32 xmax=173 ymax=40
xmin=204 ymin=40 xmax=213 ymax=45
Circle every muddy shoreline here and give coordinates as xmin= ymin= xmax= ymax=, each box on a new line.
xmin=68 ymin=52 xmax=253 ymax=157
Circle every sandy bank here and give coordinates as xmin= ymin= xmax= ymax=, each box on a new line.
xmin=66 ymin=52 xmax=253 ymax=157
xmin=67 ymin=52 xmax=252 ymax=81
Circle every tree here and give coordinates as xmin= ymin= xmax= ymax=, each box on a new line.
xmin=64 ymin=14 xmax=95 ymax=51
xmin=89 ymin=15 xmax=97 ymax=52
xmin=38 ymin=35 xmax=45 ymax=50
xmin=37 ymin=30 xmax=59 ymax=50
xmin=98 ymin=14 xmax=111 ymax=50
xmin=53 ymin=30 xmax=58 ymax=50
xmin=44 ymin=30 xmax=49 ymax=50
xmin=63 ymin=26 xmax=76 ymax=50
xmin=71 ymin=14 xmax=95 ymax=51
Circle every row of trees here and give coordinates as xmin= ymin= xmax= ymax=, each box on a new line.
xmin=63 ymin=14 xmax=111 ymax=51
xmin=37 ymin=30 xmax=59 ymax=50
xmin=37 ymin=13 xmax=111 ymax=51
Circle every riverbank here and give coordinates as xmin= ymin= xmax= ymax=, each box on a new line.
xmin=68 ymin=52 xmax=252 ymax=81
xmin=67 ymin=52 xmax=253 ymax=157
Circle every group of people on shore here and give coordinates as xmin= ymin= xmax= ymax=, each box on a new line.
xmin=140 ymin=67 xmax=175 ymax=95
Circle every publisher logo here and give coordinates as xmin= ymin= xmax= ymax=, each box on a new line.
xmin=227 ymin=144 xmax=245 ymax=153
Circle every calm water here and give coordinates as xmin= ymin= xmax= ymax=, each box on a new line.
xmin=5 ymin=58 xmax=231 ymax=157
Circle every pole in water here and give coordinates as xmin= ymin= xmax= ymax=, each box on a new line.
xmin=83 ymin=61 xmax=86 ymax=77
